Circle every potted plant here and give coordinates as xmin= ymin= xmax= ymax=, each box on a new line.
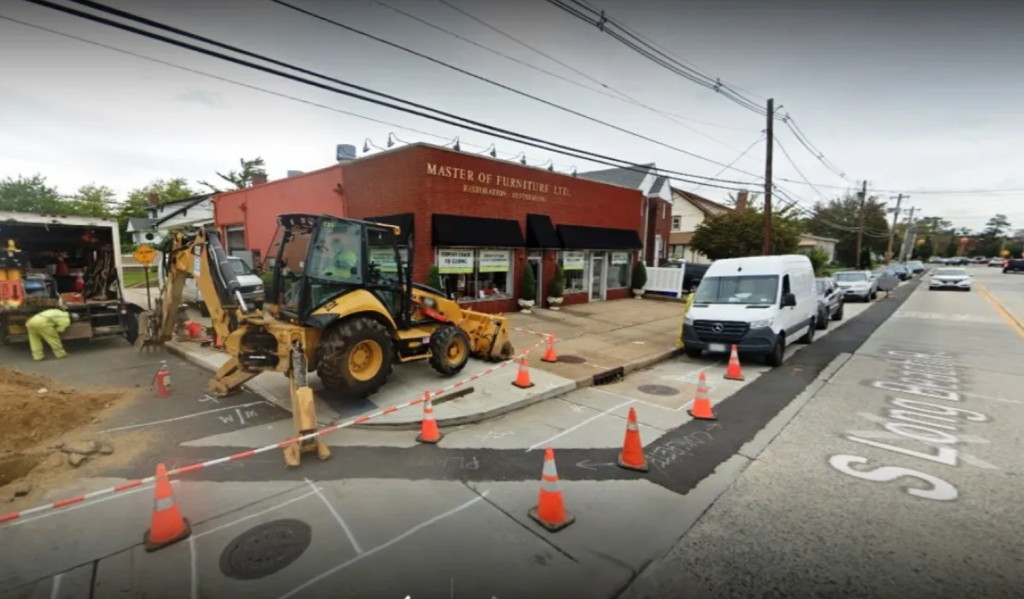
xmin=631 ymin=260 xmax=647 ymax=299
xmin=518 ymin=263 xmax=537 ymax=313
xmin=547 ymin=264 xmax=565 ymax=310
xmin=426 ymin=265 xmax=443 ymax=291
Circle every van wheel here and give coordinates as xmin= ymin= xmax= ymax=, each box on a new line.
xmin=799 ymin=320 xmax=815 ymax=344
xmin=684 ymin=347 xmax=702 ymax=359
xmin=764 ymin=337 xmax=785 ymax=367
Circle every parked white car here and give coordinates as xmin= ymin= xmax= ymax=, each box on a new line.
xmin=929 ymin=267 xmax=971 ymax=291
xmin=832 ymin=270 xmax=877 ymax=302
xmin=182 ymin=256 xmax=265 ymax=315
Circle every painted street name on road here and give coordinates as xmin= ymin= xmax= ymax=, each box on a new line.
xmin=830 ymin=348 xmax=995 ymax=502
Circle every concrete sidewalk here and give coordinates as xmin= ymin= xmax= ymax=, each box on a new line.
xmin=159 ymin=297 xmax=684 ymax=429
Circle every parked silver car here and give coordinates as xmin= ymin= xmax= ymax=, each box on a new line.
xmin=832 ymin=270 xmax=877 ymax=302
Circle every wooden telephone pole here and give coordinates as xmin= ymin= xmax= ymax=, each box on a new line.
xmin=854 ymin=180 xmax=868 ymax=268
xmin=762 ymin=98 xmax=774 ymax=256
xmin=885 ymin=193 xmax=907 ymax=264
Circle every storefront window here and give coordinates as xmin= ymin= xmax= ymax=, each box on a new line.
xmin=436 ymin=248 xmax=513 ymax=302
xmin=606 ymin=252 xmax=631 ymax=289
xmin=558 ymin=250 xmax=588 ymax=293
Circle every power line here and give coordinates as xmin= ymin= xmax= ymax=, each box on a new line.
xmin=689 ymin=134 xmax=764 ymax=193
xmin=774 ymin=135 xmax=835 ymax=203
xmin=23 ymin=0 xmax=756 ymax=192
xmin=269 ymin=0 xmax=762 ymax=183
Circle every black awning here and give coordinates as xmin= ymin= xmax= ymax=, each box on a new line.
xmin=526 ymin=213 xmax=561 ymax=249
xmin=363 ymin=213 xmax=414 ymax=246
xmin=432 ymin=214 xmax=525 ymax=247
xmin=557 ymin=224 xmax=643 ymax=250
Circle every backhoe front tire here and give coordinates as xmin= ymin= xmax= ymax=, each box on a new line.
xmin=428 ymin=324 xmax=471 ymax=377
xmin=317 ymin=317 xmax=393 ymax=399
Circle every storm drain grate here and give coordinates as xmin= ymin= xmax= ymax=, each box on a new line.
xmin=219 ymin=519 xmax=312 ymax=580
xmin=556 ymin=355 xmax=586 ymax=364
xmin=637 ymin=384 xmax=680 ymax=396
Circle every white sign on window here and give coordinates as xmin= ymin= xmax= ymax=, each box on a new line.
xmin=562 ymin=251 xmax=586 ymax=271
xmin=369 ymin=249 xmax=398 ymax=273
xmin=611 ymin=252 xmax=629 ymax=265
xmin=437 ymin=249 xmax=474 ymax=274
xmin=478 ymin=250 xmax=511 ymax=273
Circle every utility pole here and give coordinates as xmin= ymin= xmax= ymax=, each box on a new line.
xmin=762 ymin=98 xmax=774 ymax=256
xmin=899 ymin=206 xmax=917 ymax=262
xmin=885 ymin=193 xmax=907 ymax=264
xmin=854 ymin=180 xmax=868 ymax=268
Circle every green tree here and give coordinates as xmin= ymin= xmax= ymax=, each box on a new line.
xmin=806 ymin=247 xmax=831 ymax=275
xmin=0 ymin=174 xmax=76 ymax=215
xmin=519 ymin=263 xmax=537 ymax=302
xmin=199 ymin=157 xmax=267 ymax=192
xmin=913 ymin=238 xmax=934 ymax=261
xmin=690 ymin=205 xmax=802 ymax=261
xmin=944 ymin=236 xmax=959 ymax=257
xmin=982 ymin=214 xmax=1011 ymax=238
xmin=68 ymin=184 xmax=116 ymax=218
xmin=805 ymin=194 xmax=890 ymax=266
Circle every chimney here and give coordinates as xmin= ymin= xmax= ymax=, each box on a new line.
xmin=147 ymin=192 xmax=159 ymax=206
xmin=250 ymin=172 xmax=268 ymax=186
xmin=735 ymin=190 xmax=749 ymax=211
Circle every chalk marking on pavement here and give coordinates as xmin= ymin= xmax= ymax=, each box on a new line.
xmin=304 ymin=478 xmax=363 ymax=554
xmin=9 ymin=481 xmax=177 ymax=528
xmin=192 ymin=489 xmax=319 ymax=540
xmin=189 ymin=536 xmax=199 ymax=599
xmin=593 ymin=386 xmax=695 ymax=414
xmin=526 ymin=399 xmax=634 ymax=452
xmin=977 ymin=283 xmax=1024 ymax=341
xmin=49 ymin=573 xmax=62 ymax=599
xmin=275 ymin=492 xmax=489 ymax=599
xmin=96 ymin=401 xmax=265 ymax=434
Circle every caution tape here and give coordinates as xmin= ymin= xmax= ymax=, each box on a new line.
xmin=0 ymin=329 xmax=553 ymax=525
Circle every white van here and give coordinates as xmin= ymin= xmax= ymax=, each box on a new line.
xmin=681 ymin=255 xmax=817 ymax=367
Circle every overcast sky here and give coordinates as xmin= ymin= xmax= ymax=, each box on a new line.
xmin=1 ymin=0 xmax=1022 ymax=232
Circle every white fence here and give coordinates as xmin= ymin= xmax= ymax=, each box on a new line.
xmin=644 ymin=264 xmax=686 ymax=296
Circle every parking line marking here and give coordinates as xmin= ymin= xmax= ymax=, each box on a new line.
xmin=276 ymin=492 xmax=489 ymax=599
xmin=96 ymin=401 xmax=265 ymax=434
xmin=192 ymin=489 xmax=319 ymax=540
xmin=526 ymin=399 xmax=634 ymax=452
xmin=189 ymin=536 xmax=199 ymax=599
xmin=977 ymin=283 xmax=1024 ymax=342
xmin=305 ymin=479 xmax=363 ymax=554
xmin=49 ymin=573 xmax=62 ymax=599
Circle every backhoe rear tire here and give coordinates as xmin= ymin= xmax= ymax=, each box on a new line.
xmin=317 ymin=317 xmax=393 ymax=399
xmin=428 ymin=324 xmax=472 ymax=376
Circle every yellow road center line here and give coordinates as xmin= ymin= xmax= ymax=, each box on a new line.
xmin=976 ymin=283 xmax=1024 ymax=342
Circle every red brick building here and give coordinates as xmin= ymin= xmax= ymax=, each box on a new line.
xmin=214 ymin=143 xmax=672 ymax=313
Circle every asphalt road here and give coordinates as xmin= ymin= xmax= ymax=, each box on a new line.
xmin=7 ymin=274 xmax=1007 ymax=598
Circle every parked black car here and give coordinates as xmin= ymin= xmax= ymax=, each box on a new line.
xmin=815 ymin=277 xmax=844 ymax=329
xmin=665 ymin=260 xmax=710 ymax=293
xmin=1004 ymin=259 xmax=1024 ymax=273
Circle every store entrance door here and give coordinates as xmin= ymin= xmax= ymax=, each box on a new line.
xmin=590 ymin=253 xmax=606 ymax=302
xmin=528 ymin=251 xmax=543 ymax=305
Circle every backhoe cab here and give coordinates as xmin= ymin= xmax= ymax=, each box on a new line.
xmin=262 ymin=214 xmax=515 ymax=399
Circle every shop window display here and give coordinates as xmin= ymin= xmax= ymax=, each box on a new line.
xmin=606 ymin=252 xmax=631 ymax=289
xmin=436 ymin=248 xmax=513 ymax=302
xmin=558 ymin=250 xmax=588 ymax=293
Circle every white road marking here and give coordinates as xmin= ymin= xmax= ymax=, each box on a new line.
xmin=593 ymin=387 xmax=696 ymax=413
xmin=96 ymin=401 xmax=265 ymax=434
xmin=304 ymin=478 xmax=363 ymax=554
xmin=526 ymin=399 xmax=634 ymax=452
xmin=192 ymin=489 xmax=318 ymax=540
xmin=276 ymin=492 xmax=490 ymax=599
xmin=9 ymin=481 xmax=177 ymax=528
xmin=189 ymin=536 xmax=199 ymax=599
xmin=49 ymin=573 xmax=62 ymax=599
xmin=958 ymin=390 xmax=1023 ymax=405
xmin=848 ymin=430 xmax=991 ymax=444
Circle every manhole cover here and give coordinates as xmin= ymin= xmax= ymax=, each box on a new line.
xmin=637 ymin=384 xmax=680 ymax=396
xmin=557 ymin=355 xmax=586 ymax=364
xmin=219 ymin=519 xmax=312 ymax=580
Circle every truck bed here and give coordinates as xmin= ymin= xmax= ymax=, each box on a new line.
xmin=0 ymin=299 xmax=130 ymax=345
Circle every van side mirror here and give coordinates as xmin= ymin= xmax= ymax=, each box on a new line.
xmin=782 ymin=292 xmax=797 ymax=307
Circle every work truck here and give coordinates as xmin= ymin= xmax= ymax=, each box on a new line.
xmin=0 ymin=211 xmax=143 ymax=346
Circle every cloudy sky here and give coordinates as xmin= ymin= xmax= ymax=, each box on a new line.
xmin=1 ymin=0 xmax=1022 ymax=232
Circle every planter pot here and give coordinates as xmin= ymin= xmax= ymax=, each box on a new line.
xmin=518 ymin=298 xmax=535 ymax=313
xmin=633 ymin=289 xmax=645 ymax=299
xmin=547 ymin=296 xmax=563 ymax=310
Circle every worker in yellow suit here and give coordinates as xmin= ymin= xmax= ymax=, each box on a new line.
xmin=676 ymin=290 xmax=697 ymax=348
xmin=26 ymin=308 xmax=79 ymax=361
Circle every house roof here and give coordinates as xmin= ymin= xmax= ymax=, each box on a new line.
xmin=799 ymin=234 xmax=840 ymax=244
xmin=126 ymin=217 xmax=156 ymax=233
xmin=671 ymin=187 xmax=734 ymax=215
xmin=649 ymin=176 xmax=668 ymax=196
xmin=577 ymin=163 xmax=656 ymax=190
xmin=153 ymin=193 xmax=213 ymax=227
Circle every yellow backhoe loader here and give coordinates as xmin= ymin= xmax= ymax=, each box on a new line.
xmin=137 ymin=213 xmax=515 ymax=467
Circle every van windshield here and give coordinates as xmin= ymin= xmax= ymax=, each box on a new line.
xmin=694 ymin=275 xmax=779 ymax=305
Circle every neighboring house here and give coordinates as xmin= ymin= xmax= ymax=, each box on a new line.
xmin=125 ymin=193 xmax=215 ymax=247
xmin=668 ymin=188 xmax=738 ymax=264
xmin=578 ymin=163 xmax=673 ymax=265
xmin=798 ymin=234 xmax=838 ymax=263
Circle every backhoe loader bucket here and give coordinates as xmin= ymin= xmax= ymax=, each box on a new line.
xmin=457 ymin=310 xmax=515 ymax=362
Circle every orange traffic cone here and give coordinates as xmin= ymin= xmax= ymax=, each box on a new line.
xmin=724 ymin=344 xmax=744 ymax=381
xmin=688 ymin=372 xmax=717 ymax=420
xmin=143 ymin=463 xmax=191 ymax=552
xmin=617 ymin=406 xmax=649 ymax=472
xmin=416 ymin=392 xmax=443 ymax=444
xmin=541 ymin=333 xmax=558 ymax=363
xmin=512 ymin=354 xmax=535 ymax=389
xmin=528 ymin=448 xmax=575 ymax=532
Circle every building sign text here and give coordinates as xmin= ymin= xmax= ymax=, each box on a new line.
xmin=427 ymin=163 xmax=571 ymax=202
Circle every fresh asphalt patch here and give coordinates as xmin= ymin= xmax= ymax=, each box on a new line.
xmin=101 ymin=280 xmax=921 ymax=496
